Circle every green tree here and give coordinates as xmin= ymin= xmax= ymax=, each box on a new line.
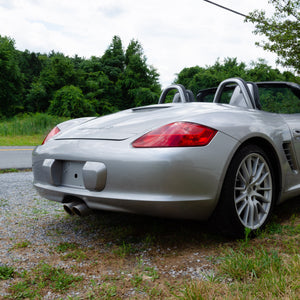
xmin=101 ymin=36 xmax=125 ymax=82
xmin=246 ymin=0 xmax=300 ymax=72
xmin=175 ymin=58 xmax=300 ymax=94
xmin=27 ymin=53 xmax=78 ymax=112
xmin=118 ymin=39 xmax=161 ymax=109
xmin=84 ymin=71 xmax=119 ymax=115
xmin=245 ymin=59 xmax=300 ymax=82
xmin=48 ymin=85 xmax=96 ymax=118
xmin=17 ymin=50 xmax=43 ymax=91
xmin=25 ymin=82 xmax=48 ymax=112
xmin=175 ymin=58 xmax=247 ymax=94
xmin=0 ymin=35 xmax=23 ymax=117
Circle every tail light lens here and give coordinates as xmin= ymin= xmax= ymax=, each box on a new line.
xmin=42 ymin=126 xmax=60 ymax=144
xmin=132 ymin=122 xmax=217 ymax=148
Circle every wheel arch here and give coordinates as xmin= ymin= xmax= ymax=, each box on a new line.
xmin=234 ymin=137 xmax=282 ymax=203
xmin=211 ymin=136 xmax=282 ymax=236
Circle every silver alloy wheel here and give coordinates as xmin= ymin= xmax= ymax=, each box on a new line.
xmin=234 ymin=153 xmax=273 ymax=229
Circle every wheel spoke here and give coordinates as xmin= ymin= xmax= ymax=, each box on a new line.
xmin=237 ymin=170 xmax=247 ymax=186
xmin=241 ymin=162 xmax=251 ymax=183
xmin=255 ymin=201 xmax=267 ymax=215
xmin=252 ymin=157 xmax=259 ymax=177
xmin=235 ymin=192 xmax=247 ymax=204
xmin=237 ymin=200 xmax=248 ymax=215
xmin=256 ymin=186 xmax=271 ymax=192
xmin=253 ymin=202 xmax=260 ymax=224
xmin=248 ymin=202 xmax=255 ymax=227
xmin=246 ymin=157 xmax=253 ymax=178
xmin=242 ymin=204 xmax=250 ymax=224
xmin=235 ymin=186 xmax=246 ymax=191
xmin=255 ymin=172 xmax=270 ymax=186
xmin=253 ymin=191 xmax=271 ymax=203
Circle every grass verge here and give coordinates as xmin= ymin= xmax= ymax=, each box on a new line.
xmin=0 ymin=113 xmax=68 ymax=146
xmin=0 ymin=135 xmax=43 ymax=146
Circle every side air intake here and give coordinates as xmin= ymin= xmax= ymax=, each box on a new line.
xmin=282 ymin=142 xmax=298 ymax=172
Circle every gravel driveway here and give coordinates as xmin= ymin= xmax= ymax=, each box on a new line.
xmin=0 ymin=171 xmax=217 ymax=299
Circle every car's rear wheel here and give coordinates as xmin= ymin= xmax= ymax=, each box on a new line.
xmin=213 ymin=144 xmax=276 ymax=237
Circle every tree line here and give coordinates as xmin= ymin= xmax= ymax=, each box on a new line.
xmin=1 ymin=34 xmax=299 ymax=120
xmin=0 ymin=35 xmax=161 ymax=119
xmin=175 ymin=57 xmax=300 ymax=96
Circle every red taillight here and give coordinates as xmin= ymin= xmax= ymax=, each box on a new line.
xmin=42 ymin=126 xmax=60 ymax=145
xmin=132 ymin=122 xmax=217 ymax=148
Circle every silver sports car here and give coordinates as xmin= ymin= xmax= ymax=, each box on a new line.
xmin=33 ymin=77 xmax=300 ymax=236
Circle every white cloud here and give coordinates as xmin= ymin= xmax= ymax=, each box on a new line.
xmin=0 ymin=0 xmax=280 ymax=85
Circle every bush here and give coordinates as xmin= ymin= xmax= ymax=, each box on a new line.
xmin=48 ymin=85 xmax=96 ymax=118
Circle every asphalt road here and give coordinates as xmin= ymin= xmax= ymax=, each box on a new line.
xmin=0 ymin=146 xmax=34 ymax=169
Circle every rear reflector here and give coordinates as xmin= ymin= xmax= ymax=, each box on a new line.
xmin=132 ymin=122 xmax=217 ymax=148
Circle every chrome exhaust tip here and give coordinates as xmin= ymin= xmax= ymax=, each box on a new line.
xmin=72 ymin=203 xmax=91 ymax=217
xmin=63 ymin=201 xmax=80 ymax=216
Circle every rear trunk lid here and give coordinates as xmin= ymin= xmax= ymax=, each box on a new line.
xmin=56 ymin=104 xmax=176 ymax=140
xmin=54 ymin=103 xmax=235 ymax=141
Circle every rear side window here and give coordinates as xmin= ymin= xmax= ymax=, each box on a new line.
xmin=196 ymin=86 xmax=235 ymax=103
xmin=258 ymin=85 xmax=300 ymax=114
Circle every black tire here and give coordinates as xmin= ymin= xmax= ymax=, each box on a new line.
xmin=212 ymin=144 xmax=276 ymax=238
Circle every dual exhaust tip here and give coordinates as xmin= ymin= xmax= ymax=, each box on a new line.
xmin=63 ymin=201 xmax=91 ymax=217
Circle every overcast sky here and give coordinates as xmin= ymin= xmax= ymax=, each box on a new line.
xmin=0 ymin=0 xmax=279 ymax=86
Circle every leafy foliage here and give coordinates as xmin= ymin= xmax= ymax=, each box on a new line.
xmin=246 ymin=0 xmax=300 ymax=72
xmin=175 ymin=57 xmax=300 ymax=94
xmin=0 ymin=36 xmax=23 ymax=117
xmin=0 ymin=34 xmax=161 ymax=119
xmin=1 ymin=33 xmax=300 ymax=120
xmin=48 ymin=85 xmax=96 ymax=118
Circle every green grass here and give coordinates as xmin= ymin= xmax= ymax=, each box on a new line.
xmin=55 ymin=242 xmax=78 ymax=253
xmin=8 ymin=263 xmax=83 ymax=298
xmin=0 ymin=113 xmax=68 ymax=146
xmin=0 ymin=135 xmax=44 ymax=146
xmin=0 ymin=265 xmax=15 ymax=280
xmin=10 ymin=240 xmax=31 ymax=250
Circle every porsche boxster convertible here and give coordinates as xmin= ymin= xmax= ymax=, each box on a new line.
xmin=32 ymin=77 xmax=300 ymax=236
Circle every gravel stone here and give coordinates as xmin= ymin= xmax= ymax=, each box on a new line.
xmin=0 ymin=171 xmax=215 ymax=298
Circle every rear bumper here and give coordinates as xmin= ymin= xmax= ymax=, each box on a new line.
xmin=33 ymin=133 xmax=238 ymax=220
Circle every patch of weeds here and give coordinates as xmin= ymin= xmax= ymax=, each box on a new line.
xmin=112 ymin=241 xmax=137 ymax=258
xmin=55 ymin=242 xmax=87 ymax=262
xmin=8 ymin=262 xmax=83 ymax=298
xmin=144 ymin=266 xmax=159 ymax=281
xmin=55 ymin=242 xmax=78 ymax=253
xmin=177 ymin=281 xmax=206 ymax=300
xmin=141 ymin=233 xmax=156 ymax=249
xmin=130 ymin=273 xmax=143 ymax=288
xmin=0 ymin=198 xmax=8 ymax=207
xmin=238 ymin=227 xmax=252 ymax=246
xmin=0 ymin=168 xmax=19 ymax=174
xmin=62 ymin=250 xmax=87 ymax=262
xmin=264 ymin=221 xmax=284 ymax=235
xmin=10 ymin=240 xmax=31 ymax=250
xmin=147 ymin=286 xmax=163 ymax=298
xmin=32 ymin=207 xmax=49 ymax=215
xmin=0 ymin=264 xmax=15 ymax=280
xmin=218 ymin=247 xmax=282 ymax=282
xmin=177 ymin=280 xmax=234 ymax=300
xmin=93 ymin=282 xmax=118 ymax=299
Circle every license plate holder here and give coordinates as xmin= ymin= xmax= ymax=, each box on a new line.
xmin=61 ymin=161 xmax=84 ymax=188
